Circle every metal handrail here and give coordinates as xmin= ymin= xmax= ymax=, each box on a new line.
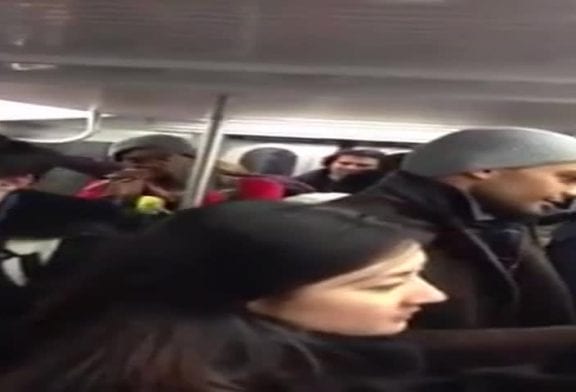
xmin=180 ymin=95 xmax=229 ymax=208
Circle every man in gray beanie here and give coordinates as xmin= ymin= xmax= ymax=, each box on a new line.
xmin=330 ymin=127 xmax=576 ymax=373
xmin=108 ymin=134 xmax=196 ymax=163
xmin=77 ymin=134 xmax=196 ymax=209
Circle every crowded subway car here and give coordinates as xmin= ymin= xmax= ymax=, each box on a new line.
xmin=3 ymin=0 xmax=576 ymax=391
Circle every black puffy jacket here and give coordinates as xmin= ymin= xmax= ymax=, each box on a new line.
xmin=0 ymin=190 xmax=156 ymax=322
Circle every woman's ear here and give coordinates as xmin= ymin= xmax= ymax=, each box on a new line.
xmin=246 ymin=299 xmax=266 ymax=314
xmin=246 ymin=298 xmax=277 ymax=318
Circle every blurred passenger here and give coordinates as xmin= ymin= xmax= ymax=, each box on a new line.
xmin=0 ymin=139 xmax=147 ymax=352
xmin=1 ymin=202 xmax=449 ymax=391
xmin=330 ymin=127 xmax=576 ymax=371
xmin=294 ymin=153 xmax=407 ymax=197
xmin=77 ymin=134 xmax=261 ymax=208
xmin=0 ymin=133 xmax=121 ymax=184
xmin=77 ymin=134 xmax=197 ymax=208
xmin=294 ymin=149 xmax=388 ymax=192
xmin=0 ymin=137 xmax=56 ymax=201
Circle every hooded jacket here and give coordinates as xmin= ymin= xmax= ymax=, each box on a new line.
xmin=0 ymin=190 xmax=147 ymax=320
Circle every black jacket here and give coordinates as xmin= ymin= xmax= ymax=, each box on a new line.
xmin=235 ymin=329 xmax=576 ymax=392
xmin=547 ymin=221 xmax=576 ymax=302
xmin=294 ymin=169 xmax=339 ymax=193
xmin=0 ymin=190 xmax=151 ymax=320
xmin=329 ymin=171 xmax=576 ymax=372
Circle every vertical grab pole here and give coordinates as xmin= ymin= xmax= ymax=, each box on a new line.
xmin=180 ymin=94 xmax=229 ymax=208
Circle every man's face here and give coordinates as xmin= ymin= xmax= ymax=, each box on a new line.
xmin=120 ymin=148 xmax=172 ymax=171
xmin=469 ymin=162 xmax=576 ymax=217
xmin=328 ymin=155 xmax=380 ymax=181
xmin=120 ymin=148 xmax=194 ymax=185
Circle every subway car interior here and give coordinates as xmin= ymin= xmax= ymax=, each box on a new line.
xmin=3 ymin=1 xmax=576 ymax=390
xmin=1 ymin=1 xmax=576 ymax=199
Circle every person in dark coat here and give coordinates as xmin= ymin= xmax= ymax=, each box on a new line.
xmin=329 ymin=127 xmax=576 ymax=373
xmin=5 ymin=201 xmax=576 ymax=391
xmin=0 ymin=137 xmax=161 ymax=357
xmin=0 ymin=190 xmax=139 ymax=312
xmin=548 ymin=220 xmax=576 ymax=301
xmin=0 ymin=201 xmax=452 ymax=391
xmin=544 ymin=200 xmax=576 ymax=303
xmin=295 ymin=149 xmax=389 ymax=192
xmin=0 ymin=188 xmax=155 ymax=370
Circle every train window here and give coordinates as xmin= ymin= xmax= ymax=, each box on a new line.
xmin=240 ymin=147 xmax=297 ymax=176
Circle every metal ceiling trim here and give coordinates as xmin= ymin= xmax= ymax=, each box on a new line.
xmin=2 ymin=53 xmax=576 ymax=84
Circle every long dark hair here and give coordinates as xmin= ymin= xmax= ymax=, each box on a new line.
xmin=322 ymin=149 xmax=388 ymax=171
xmin=1 ymin=202 xmax=422 ymax=391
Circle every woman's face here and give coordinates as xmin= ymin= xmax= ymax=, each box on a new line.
xmin=248 ymin=244 xmax=447 ymax=336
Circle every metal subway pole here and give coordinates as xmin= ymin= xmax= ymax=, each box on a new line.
xmin=180 ymin=94 xmax=229 ymax=208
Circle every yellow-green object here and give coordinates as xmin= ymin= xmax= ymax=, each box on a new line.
xmin=135 ymin=196 xmax=167 ymax=214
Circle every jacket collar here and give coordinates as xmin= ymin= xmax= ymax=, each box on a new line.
xmin=365 ymin=171 xmax=522 ymax=303
xmin=364 ymin=171 xmax=484 ymax=225
xmin=302 ymin=333 xmax=424 ymax=377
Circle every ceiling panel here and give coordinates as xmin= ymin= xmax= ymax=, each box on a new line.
xmin=0 ymin=0 xmax=575 ymax=80
xmin=1 ymin=0 xmax=576 ymax=132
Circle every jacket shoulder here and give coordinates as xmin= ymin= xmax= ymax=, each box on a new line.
xmin=326 ymin=194 xmax=437 ymax=233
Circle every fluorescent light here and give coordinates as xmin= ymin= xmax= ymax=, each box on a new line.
xmin=221 ymin=118 xmax=460 ymax=143
xmin=0 ymin=100 xmax=89 ymax=121
xmin=155 ymin=117 xmax=463 ymax=143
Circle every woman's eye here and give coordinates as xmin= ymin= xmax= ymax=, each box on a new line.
xmin=368 ymin=283 xmax=403 ymax=291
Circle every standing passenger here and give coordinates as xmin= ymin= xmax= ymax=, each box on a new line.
xmin=295 ymin=149 xmax=388 ymax=192
xmin=77 ymin=134 xmax=198 ymax=209
xmin=330 ymin=127 xmax=576 ymax=371
xmin=0 ymin=202 xmax=448 ymax=391
xmin=0 ymin=138 xmax=142 ymax=356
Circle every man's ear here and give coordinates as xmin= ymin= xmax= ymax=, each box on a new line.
xmin=464 ymin=169 xmax=496 ymax=180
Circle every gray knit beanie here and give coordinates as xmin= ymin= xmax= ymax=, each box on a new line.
xmin=109 ymin=134 xmax=196 ymax=161
xmin=402 ymin=127 xmax=576 ymax=177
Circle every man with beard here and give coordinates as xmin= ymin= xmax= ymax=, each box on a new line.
xmin=330 ymin=127 xmax=576 ymax=373
xmin=77 ymin=134 xmax=197 ymax=210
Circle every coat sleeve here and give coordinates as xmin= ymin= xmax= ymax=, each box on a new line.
xmin=402 ymin=326 xmax=576 ymax=372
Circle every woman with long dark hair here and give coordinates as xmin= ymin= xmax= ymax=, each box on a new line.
xmin=0 ymin=201 xmax=447 ymax=391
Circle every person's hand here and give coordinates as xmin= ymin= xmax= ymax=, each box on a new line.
xmin=102 ymin=178 xmax=147 ymax=201
xmin=105 ymin=168 xmax=156 ymax=181
xmin=101 ymin=169 xmax=154 ymax=201
xmin=145 ymin=182 xmax=182 ymax=204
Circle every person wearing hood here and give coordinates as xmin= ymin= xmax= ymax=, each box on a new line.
xmin=329 ymin=127 xmax=576 ymax=372
xmin=6 ymin=202 xmax=576 ymax=391
xmin=294 ymin=149 xmax=389 ymax=193
xmin=0 ymin=137 xmax=148 ymax=348
xmin=0 ymin=201 xmax=452 ymax=391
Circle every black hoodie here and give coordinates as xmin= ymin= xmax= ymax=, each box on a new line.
xmin=0 ymin=190 xmax=149 ymax=321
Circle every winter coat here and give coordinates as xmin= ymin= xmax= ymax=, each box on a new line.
xmin=329 ymin=171 xmax=576 ymax=372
